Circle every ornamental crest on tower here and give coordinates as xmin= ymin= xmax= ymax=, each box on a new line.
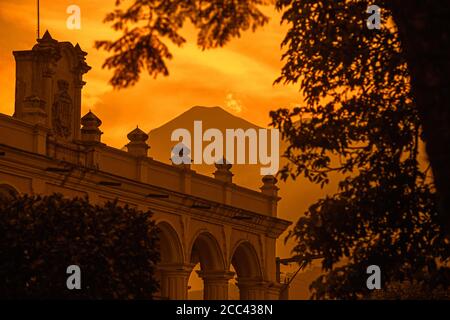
xmin=52 ymin=80 xmax=73 ymax=139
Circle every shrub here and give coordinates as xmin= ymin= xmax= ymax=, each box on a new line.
xmin=0 ymin=193 xmax=160 ymax=299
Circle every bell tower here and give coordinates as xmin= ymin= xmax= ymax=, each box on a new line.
xmin=12 ymin=31 xmax=91 ymax=141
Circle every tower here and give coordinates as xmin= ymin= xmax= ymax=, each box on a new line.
xmin=13 ymin=31 xmax=91 ymax=141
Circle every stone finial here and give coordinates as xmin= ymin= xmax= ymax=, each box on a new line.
xmin=260 ymin=175 xmax=279 ymax=197
xmin=36 ymin=30 xmax=58 ymax=47
xmin=41 ymin=30 xmax=55 ymax=41
xmin=74 ymin=43 xmax=84 ymax=54
xmin=33 ymin=31 xmax=61 ymax=62
xmin=74 ymin=43 xmax=91 ymax=75
xmin=126 ymin=126 xmax=149 ymax=157
xmin=81 ymin=110 xmax=102 ymax=143
xmin=213 ymin=158 xmax=233 ymax=183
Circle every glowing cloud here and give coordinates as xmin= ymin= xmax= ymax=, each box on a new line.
xmin=225 ymin=93 xmax=243 ymax=113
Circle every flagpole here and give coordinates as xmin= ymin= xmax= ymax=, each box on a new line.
xmin=37 ymin=0 xmax=40 ymax=39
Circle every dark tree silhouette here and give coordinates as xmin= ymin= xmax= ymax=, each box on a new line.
xmin=0 ymin=193 xmax=160 ymax=299
xmin=270 ymin=0 xmax=450 ymax=298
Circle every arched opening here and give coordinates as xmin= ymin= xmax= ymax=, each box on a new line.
xmin=190 ymin=232 xmax=225 ymax=271
xmin=231 ymin=241 xmax=264 ymax=300
xmin=228 ymin=264 xmax=240 ymax=299
xmin=157 ymin=222 xmax=183 ymax=264
xmin=189 ymin=231 xmax=231 ymax=300
xmin=155 ymin=222 xmax=187 ymax=300
xmin=187 ymin=263 xmax=203 ymax=300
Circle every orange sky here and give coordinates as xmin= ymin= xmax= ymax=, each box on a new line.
xmin=0 ymin=0 xmax=301 ymax=148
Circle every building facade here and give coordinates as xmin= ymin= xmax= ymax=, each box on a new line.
xmin=0 ymin=32 xmax=291 ymax=300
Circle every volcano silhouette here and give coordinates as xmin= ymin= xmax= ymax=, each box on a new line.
xmin=147 ymin=106 xmax=265 ymax=188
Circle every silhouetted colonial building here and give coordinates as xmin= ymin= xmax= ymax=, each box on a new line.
xmin=0 ymin=31 xmax=291 ymax=300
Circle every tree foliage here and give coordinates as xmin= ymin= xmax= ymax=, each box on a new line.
xmin=269 ymin=0 xmax=450 ymax=299
xmin=95 ymin=0 xmax=270 ymax=88
xmin=0 ymin=193 xmax=160 ymax=299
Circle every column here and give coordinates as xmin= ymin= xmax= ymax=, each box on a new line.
xmin=158 ymin=263 xmax=192 ymax=300
xmin=236 ymin=277 xmax=267 ymax=300
xmin=126 ymin=127 xmax=149 ymax=157
xmin=198 ymin=270 xmax=234 ymax=300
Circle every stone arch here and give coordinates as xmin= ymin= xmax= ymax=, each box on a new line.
xmin=189 ymin=229 xmax=225 ymax=271
xmin=231 ymin=240 xmax=266 ymax=300
xmin=230 ymin=240 xmax=262 ymax=278
xmin=156 ymin=221 xmax=184 ymax=264
xmin=188 ymin=229 xmax=233 ymax=300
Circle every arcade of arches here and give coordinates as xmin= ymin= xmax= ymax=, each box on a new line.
xmin=157 ymin=222 xmax=272 ymax=300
